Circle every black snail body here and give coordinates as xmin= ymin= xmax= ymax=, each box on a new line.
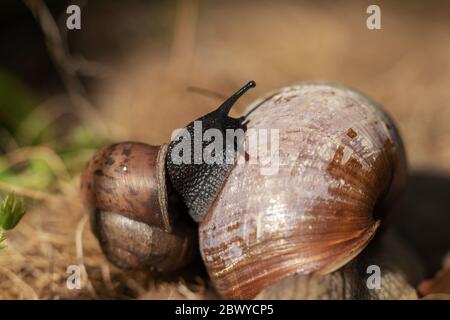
xmin=166 ymin=81 xmax=255 ymax=222
xmin=81 ymin=81 xmax=407 ymax=299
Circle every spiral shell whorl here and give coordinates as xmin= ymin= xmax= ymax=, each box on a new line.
xmin=199 ymin=83 xmax=406 ymax=299
xmin=81 ymin=142 xmax=196 ymax=272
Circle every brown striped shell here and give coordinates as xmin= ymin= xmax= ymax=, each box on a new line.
xmin=81 ymin=142 xmax=197 ymax=272
xmin=198 ymin=82 xmax=407 ymax=299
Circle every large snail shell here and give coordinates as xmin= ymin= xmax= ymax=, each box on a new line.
xmin=81 ymin=142 xmax=197 ymax=272
xmin=199 ymin=82 xmax=407 ymax=299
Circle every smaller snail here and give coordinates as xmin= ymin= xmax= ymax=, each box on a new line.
xmin=81 ymin=142 xmax=197 ymax=271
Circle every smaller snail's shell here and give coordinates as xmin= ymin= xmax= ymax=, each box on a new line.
xmin=81 ymin=142 xmax=196 ymax=271
xmin=199 ymin=83 xmax=407 ymax=299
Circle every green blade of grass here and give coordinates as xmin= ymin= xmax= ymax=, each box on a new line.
xmin=0 ymin=194 xmax=26 ymax=230
xmin=0 ymin=231 xmax=5 ymax=250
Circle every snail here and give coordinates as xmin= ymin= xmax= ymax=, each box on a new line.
xmin=80 ymin=142 xmax=197 ymax=271
xmin=81 ymin=81 xmax=256 ymax=271
xmin=81 ymin=81 xmax=407 ymax=299
xmin=199 ymin=82 xmax=407 ymax=298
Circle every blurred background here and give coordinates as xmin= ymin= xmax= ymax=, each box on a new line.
xmin=0 ymin=0 xmax=449 ymax=299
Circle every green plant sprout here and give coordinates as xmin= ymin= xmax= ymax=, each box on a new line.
xmin=0 ymin=233 xmax=5 ymax=250
xmin=0 ymin=194 xmax=26 ymax=250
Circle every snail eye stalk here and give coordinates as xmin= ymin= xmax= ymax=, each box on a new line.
xmin=216 ymin=80 xmax=256 ymax=118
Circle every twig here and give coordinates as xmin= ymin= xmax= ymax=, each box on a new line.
xmin=186 ymin=86 xmax=227 ymax=100
xmin=169 ymin=0 xmax=199 ymax=79
xmin=100 ymin=263 xmax=115 ymax=292
xmin=177 ymin=282 xmax=199 ymax=300
xmin=75 ymin=214 xmax=98 ymax=298
xmin=5 ymin=145 xmax=71 ymax=181
xmin=23 ymin=0 xmax=110 ymax=138
xmin=0 ymin=267 xmax=39 ymax=299
xmin=0 ymin=181 xmax=55 ymax=202
xmin=56 ymin=0 xmax=110 ymax=79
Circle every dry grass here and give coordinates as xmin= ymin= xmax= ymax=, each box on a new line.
xmin=1 ymin=0 xmax=449 ymax=299
xmin=0 ymin=186 xmax=213 ymax=299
